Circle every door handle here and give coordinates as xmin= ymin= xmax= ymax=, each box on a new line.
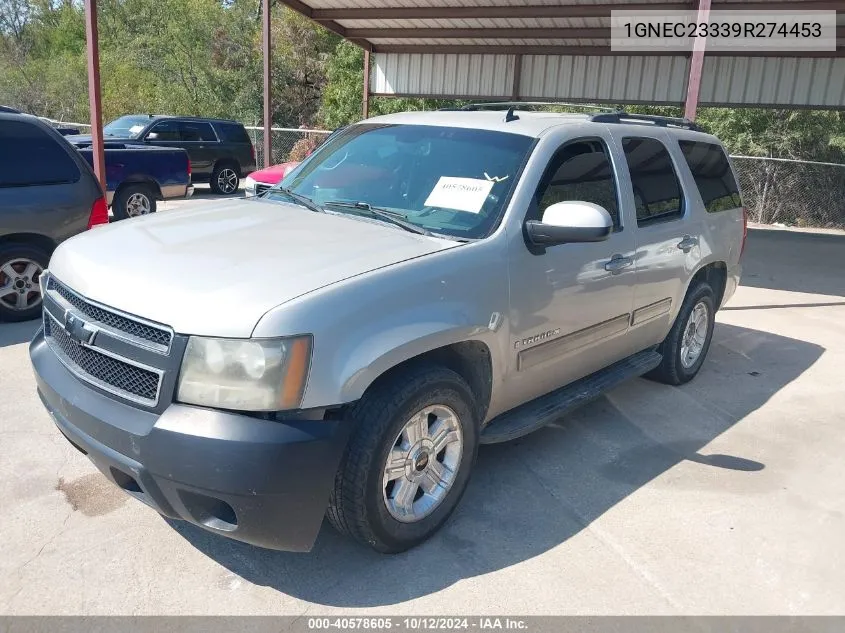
xmin=604 ymin=254 xmax=633 ymax=273
xmin=677 ymin=235 xmax=699 ymax=252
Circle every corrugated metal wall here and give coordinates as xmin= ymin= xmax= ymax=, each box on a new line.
xmin=372 ymin=52 xmax=845 ymax=107
xmin=371 ymin=53 xmax=514 ymax=97
xmin=519 ymin=54 xmax=689 ymax=103
xmin=699 ymin=57 xmax=845 ymax=107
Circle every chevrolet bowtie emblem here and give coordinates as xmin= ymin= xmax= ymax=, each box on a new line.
xmin=65 ymin=313 xmax=97 ymax=345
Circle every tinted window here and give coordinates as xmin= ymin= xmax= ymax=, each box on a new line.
xmin=536 ymin=139 xmax=620 ymax=226
xmin=216 ymin=122 xmax=250 ymax=143
xmin=679 ymin=140 xmax=742 ymax=213
xmin=103 ymin=115 xmax=151 ymax=138
xmin=147 ymin=120 xmax=179 ymax=142
xmin=622 ymin=137 xmax=684 ymax=226
xmin=178 ymin=121 xmax=216 ymax=142
xmin=0 ymin=120 xmax=80 ymax=187
xmin=280 ymin=123 xmax=534 ymax=240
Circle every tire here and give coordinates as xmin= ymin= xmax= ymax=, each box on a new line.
xmin=327 ymin=365 xmax=479 ymax=553
xmin=209 ymin=162 xmax=240 ymax=195
xmin=112 ymin=184 xmax=157 ymax=221
xmin=0 ymin=243 xmax=50 ymax=322
xmin=647 ymin=281 xmax=716 ymax=385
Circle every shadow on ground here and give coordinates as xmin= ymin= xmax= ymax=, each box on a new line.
xmin=0 ymin=320 xmax=39 ymax=348
xmin=742 ymin=228 xmax=845 ymax=297
xmin=171 ymin=321 xmax=823 ymax=607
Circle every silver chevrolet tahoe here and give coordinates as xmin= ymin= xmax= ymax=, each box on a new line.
xmin=30 ymin=106 xmax=745 ymax=553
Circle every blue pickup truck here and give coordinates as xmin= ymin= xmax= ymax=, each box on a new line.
xmin=68 ymin=139 xmax=193 ymax=220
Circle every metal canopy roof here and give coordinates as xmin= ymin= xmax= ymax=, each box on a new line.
xmin=282 ymin=0 xmax=844 ymax=56
xmin=281 ymin=0 xmax=845 ymax=111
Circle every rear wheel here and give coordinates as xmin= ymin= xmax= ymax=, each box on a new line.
xmin=327 ymin=365 xmax=479 ymax=553
xmin=647 ymin=282 xmax=716 ymax=385
xmin=210 ymin=163 xmax=240 ymax=194
xmin=112 ymin=184 xmax=157 ymax=221
xmin=0 ymin=243 xmax=49 ymax=322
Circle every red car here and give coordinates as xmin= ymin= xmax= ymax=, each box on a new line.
xmin=244 ymin=161 xmax=300 ymax=197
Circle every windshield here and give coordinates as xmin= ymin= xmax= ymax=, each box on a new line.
xmin=103 ymin=115 xmax=151 ymax=138
xmin=278 ymin=124 xmax=534 ymax=240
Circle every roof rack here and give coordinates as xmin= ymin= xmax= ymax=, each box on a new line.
xmin=589 ymin=112 xmax=702 ymax=131
xmin=459 ymin=101 xmax=621 ymax=113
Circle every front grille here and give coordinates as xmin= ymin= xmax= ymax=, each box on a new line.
xmin=255 ymin=183 xmax=272 ymax=196
xmin=44 ymin=312 xmax=161 ymax=404
xmin=47 ymin=277 xmax=172 ymax=349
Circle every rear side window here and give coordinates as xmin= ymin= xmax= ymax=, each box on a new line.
xmin=178 ymin=121 xmax=216 ymax=142
xmin=536 ymin=139 xmax=620 ymax=227
xmin=679 ymin=140 xmax=742 ymax=213
xmin=215 ymin=122 xmax=250 ymax=143
xmin=0 ymin=120 xmax=80 ymax=187
xmin=621 ymin=137 xmax=684 ymax=226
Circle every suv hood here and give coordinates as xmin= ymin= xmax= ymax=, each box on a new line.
xmin=48 ymin=199 xmax=459 ymax=337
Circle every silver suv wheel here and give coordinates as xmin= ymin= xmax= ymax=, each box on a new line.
xmin=680 ymin=301 xmax=709 ymax=369
xmin=382 ymin=404 xmax=463 ymax=523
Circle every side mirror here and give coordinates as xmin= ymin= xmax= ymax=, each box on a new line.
xmin=525 ymin=201 xmax=613 ymax=247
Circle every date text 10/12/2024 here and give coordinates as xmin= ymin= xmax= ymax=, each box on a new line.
xmin=307 ymin=618 xmax=529 ymax=631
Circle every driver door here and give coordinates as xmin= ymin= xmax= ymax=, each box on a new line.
xmin=505 ymin=136 xmax=637 ymax=408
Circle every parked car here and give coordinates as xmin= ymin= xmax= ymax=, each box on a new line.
xmin=0 ymin=112 xmax=107 ymax=322
xmin=70 ymin=139 xmax=193 ymax=219
xmin=244 ymin=161 xmax=300 ymax=197
xmin=30 ymin=106 xmax=746 ymax=553
xmin=67 ymin=115 xmax=256 ymax=194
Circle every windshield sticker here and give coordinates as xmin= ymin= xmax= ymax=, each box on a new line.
xmin=128 ymin=125 xmax=145 ymax=135
xmin=484 ymin=172 xmax=510 ymax=183
xmin=424 ymin=177 xmax=495 ymax=213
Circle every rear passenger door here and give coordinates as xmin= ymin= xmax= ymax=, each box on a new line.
xmin=609 ymin=131 xmax=702 ymax=351
xmin=175 ymin=120 xmax=218 ymax=176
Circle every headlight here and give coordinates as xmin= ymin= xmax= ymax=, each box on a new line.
xmin=177 ymin=335 xmax=312 ymax=411
xmin=244 ymin=176 xmax=257 ymax=197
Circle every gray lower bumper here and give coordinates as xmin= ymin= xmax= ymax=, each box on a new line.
xmin=30 ymin=329 xmax=351 ymax=551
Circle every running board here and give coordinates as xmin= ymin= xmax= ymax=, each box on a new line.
xmin=480 ymin=349 xmax=663 ymax=444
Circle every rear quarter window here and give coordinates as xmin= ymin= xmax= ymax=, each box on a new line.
xmin=0 ymin=119 xmax=81 ymax=187
xmin=679 ymin=140 xmax=743 ymax=213
xmin=215 ymin=122 xmax=251 ymax=144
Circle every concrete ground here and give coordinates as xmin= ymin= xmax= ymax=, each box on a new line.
xmin=0 ymin=221 xmax=843 ymax=615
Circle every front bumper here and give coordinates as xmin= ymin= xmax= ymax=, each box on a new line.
xmin=30 ymin=329 xmax=351 ymax=551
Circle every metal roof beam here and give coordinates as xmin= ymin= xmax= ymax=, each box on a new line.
xmin=278 ymin=0 xmax=373 ymax=50
xmin=372 ymin=45 xmax=845 ymax=58
xmin=314 ymin=1 xmax=843 ymax=21
xmin=348 ymin=27 xmax=610 ymax=39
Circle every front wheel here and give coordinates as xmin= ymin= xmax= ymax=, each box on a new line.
xmin=647 ymin=282 xmax=716 ymax=385
xmin=327 ymin=365 xmax=479 ymax=553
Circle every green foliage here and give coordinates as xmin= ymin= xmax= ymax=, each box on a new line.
xmin=1 ymin=0 xmax=844 ymax=168
xmin=0 ymin=0 xmax=337 ymax=126
xmin=318 ymin=40 xmax=461 ymax=128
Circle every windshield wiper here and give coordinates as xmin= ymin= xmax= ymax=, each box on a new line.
xmin=324 ymin=200 xmax=433 ymax=236
xmin=263 ymin=187 xmax=326 ymax=214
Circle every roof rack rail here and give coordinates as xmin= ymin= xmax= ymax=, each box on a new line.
xmin=460 ymin=101 xmax=621 ymax=113
xmin=589 ymin=112 xmax=702 ymax=131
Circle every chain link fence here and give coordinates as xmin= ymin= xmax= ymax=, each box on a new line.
xmin=732 ymin=156 xmax=845 ymax=229
xmin=243 ymin=126 xmax=331 ymax=168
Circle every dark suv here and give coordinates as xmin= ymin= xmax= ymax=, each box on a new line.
xmin=0 ymin=112 xmax=106 ymax=322
xmin=73 ymin=115 xmax=257 ymax=194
